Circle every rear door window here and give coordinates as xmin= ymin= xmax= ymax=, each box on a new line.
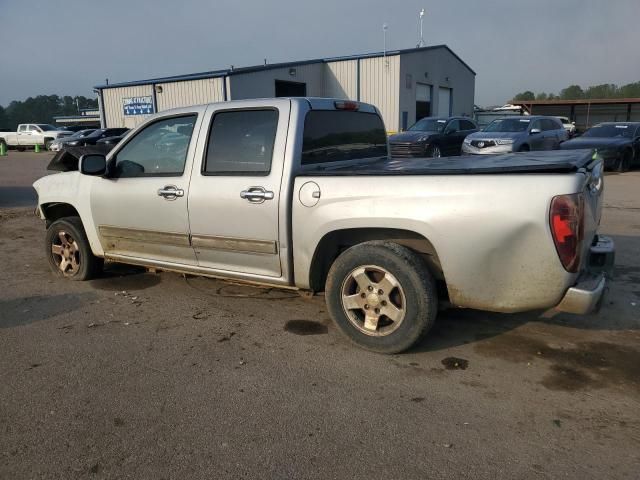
xmin=301 ymin=110 xmax=387 ymax=165
xmin=445 ymin=119 xmax=460 ymax=133
xmin=460 ymin=119 xmax=477 ymax=131
xmin=542 ymin=119 xmax=559 ymax=131
xmin=203 ymin=109 xmax=278 ymax=175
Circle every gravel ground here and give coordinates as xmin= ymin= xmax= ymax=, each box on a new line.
xmin=1 ymin=152 xmax=639 ymax=479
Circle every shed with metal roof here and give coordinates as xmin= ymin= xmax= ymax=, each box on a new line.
xmin=95 ymin=45 xmax=475 ymax=133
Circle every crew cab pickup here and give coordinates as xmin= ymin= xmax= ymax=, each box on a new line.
xmin=0 ymin=124 xmax=72 ymax=150
xmin=33 ymin=98 xmax=614 ymax=353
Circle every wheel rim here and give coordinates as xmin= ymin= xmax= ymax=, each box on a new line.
xmin=51 ymin=230 xmax=81 ymax=276
xmin=340 ymin=265 xmax=406 ymax=337
xmin=432 ymin=146 xmax=441 ymax=158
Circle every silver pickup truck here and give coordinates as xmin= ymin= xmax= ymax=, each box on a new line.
xmin=33 ymin=98 xmax=614 ymax=353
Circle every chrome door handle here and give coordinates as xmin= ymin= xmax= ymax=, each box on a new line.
xmin=157 ymin=185 xmax=184 ymax=200
xmin=240 ymin=186 xmax=274 ymax=203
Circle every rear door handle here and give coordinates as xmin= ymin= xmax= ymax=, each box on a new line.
xmin=157 ymin=185 xmax=184 ymax=200
xmin=240 ymin=186 xmax=274 ymax=203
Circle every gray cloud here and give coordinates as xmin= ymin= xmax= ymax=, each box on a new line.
xmin=0 ymin=0 xmax=638 ymax=107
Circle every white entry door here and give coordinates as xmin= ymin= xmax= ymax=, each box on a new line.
xmin=438 ymin=87 xmax=452 ymax=117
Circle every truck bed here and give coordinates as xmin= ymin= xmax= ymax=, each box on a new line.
xmin=303 ymin=150 xmax=595 ymax=176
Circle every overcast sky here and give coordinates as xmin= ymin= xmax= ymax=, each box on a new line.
xmin=1 ymin=0 xmax=638 ymax=107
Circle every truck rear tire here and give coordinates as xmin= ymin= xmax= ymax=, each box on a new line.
xmin=325 ymin=241 xmax=438 ymax=354
xmin=45 ymin=216 xmax=103 ymax=281
xmin=44 ymin=139 xmax=53 ymax=150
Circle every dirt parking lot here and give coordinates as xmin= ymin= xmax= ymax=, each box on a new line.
xmin=1 ymin=152 xmax=639 ymax=479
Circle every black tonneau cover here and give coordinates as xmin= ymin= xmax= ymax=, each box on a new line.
xmin=302 ymin=150 xmax=596 ymax=175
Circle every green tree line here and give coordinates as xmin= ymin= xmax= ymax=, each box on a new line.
xmin=0 ymin=95 xmax=99 ymax=130
xmin=513 ymin=81 xmax=640 ymax=102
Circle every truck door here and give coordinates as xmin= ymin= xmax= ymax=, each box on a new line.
xmin=89 ymin=110 xmax=204 ymax=266
xmin=187 ymin=100 xmax=291 ymax=278
xmin=528 ymin=119 xmax=545 ymax=150
xmin=17 ymin=125 xmax=33 ymax=145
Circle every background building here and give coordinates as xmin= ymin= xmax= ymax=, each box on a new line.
xmin=95 ymin=45 xmax=475 ymax=133
xmin=511 ymin=98 xmax=640 ymax=131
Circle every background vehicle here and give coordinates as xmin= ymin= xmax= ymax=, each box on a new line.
xmin=96 ymin=134 xmax=126 ymax=152
xmin=389 ymin=117 xmax=478 ymax=158
xmin=49 ymin=129 xmax=97 ymax=151
xmin=557 ymin=116 xmax=576 ymax=136
xmin=0 ymin=123 xmax=72 ymax=150
xmin=560 ymin=122 xmax=640 ymax=172
xmin=57 ymin=125 xmax=92 ymax=133
xmin=65 ymin=128 xmax=129 ymax=147
xmin=34 ymin=98 xmax=613 ymax=354
xmin=462 ymin=116 xmax=568 ymax=154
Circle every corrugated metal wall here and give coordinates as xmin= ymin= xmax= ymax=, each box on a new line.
xmin=229 ymin=63 xmax=325 ymax=99
xmin=156 ymin=78 xmax=225 ymax=111
xmin=359 ymin=55 xmax=400 ymax=132
xmin=324 ymin=60 xmax=358 ymax=99
xmin=102 ymin=85 xmax=154 ymax=128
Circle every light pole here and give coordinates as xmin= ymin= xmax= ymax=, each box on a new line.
xmin=417 ymin=9 xmax=426 ymax=48
xmin=383 ymin=23 xmax=389 ymax=66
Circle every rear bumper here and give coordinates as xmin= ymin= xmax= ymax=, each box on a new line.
xmin=554 ymin=235 xmax=615 ymax=315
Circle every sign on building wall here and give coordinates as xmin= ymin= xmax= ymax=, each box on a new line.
xmin=123 ymin=96 xmax=154 ymax=116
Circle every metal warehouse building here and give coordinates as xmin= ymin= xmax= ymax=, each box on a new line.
xmin=95 ymin=45 xmax=475 ymax=133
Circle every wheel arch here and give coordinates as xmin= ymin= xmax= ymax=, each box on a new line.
xmin=307 ymin=227 xmax=446 ymax=296
xmin=41 ymin=202 xmax=81 ymax=226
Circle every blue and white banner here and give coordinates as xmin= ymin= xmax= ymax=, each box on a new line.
xmin=123 ymin=96 xmax=154 ymax=116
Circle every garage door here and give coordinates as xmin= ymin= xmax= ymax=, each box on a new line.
xmin=438 ymin=87 xmax=452 ymax=117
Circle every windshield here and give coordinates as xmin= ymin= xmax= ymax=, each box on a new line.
xmin=483 ymin=118 xmax=530 ymax=133
xmin=583 ymin=124 xmax=635 ymax=139
xmin=36 ymin=124 xmax=58 ymax=131
xmin=408 ymin=118 xmax=447 ymax=132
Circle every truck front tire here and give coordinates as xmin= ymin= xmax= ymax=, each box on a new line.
xmin=45 ymin=216 xmax=103 ymax=281
xmin=325 ymin=241 xmax=438 ymax=354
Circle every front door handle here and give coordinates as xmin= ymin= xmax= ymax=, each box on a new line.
xmin=240 ymin=186 xmax=274 ymax=203
xmin=157 ymin=185 xmax=184 ymax=200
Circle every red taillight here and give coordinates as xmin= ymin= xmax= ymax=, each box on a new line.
xmin=334 ymin=100 xmax=359 ymax=111
xmin=550 ymin=194 xmax=584 ymax=273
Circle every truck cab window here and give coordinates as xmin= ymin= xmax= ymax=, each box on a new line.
xmin=301 ymin=111 xmax=387 ymax=165
xmin=203 ymin=109 xmax=278 ymax=175
xmin=112 ymin=115 xmax=196 ymax=178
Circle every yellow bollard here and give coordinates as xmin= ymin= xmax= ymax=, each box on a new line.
xmin=34 ymin=143 xmax=41 ymax=153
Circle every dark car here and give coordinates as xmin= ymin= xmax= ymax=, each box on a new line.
xmin=560 ymin=122 xmax=640 ymax=172
xmin=65 ymin=127 xmax=129 ymax=147
xmin=96 ymin=134 xmax=126 ymax=151
xmin=389 ymin=117 xmax=478 ymax=158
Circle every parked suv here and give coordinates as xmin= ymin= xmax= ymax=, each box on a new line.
xmin=389 ymin=117 xmax=478 ymax=158
xmin=462 ymin=116 xmax=568 ymax=154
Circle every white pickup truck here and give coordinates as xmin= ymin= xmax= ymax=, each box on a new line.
xmin=0 ymin=124 xmax=72 ymax=150
xmin=33 ymin=98 xmax=614 ymax=353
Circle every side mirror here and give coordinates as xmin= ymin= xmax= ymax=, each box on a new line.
xmin=80 ymin=154 xmax=107 ymax=176
xmin=445 ymin=129 xmax=456 ymax=135
xmin=530 ymin=128 xmax=542 ymax=135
